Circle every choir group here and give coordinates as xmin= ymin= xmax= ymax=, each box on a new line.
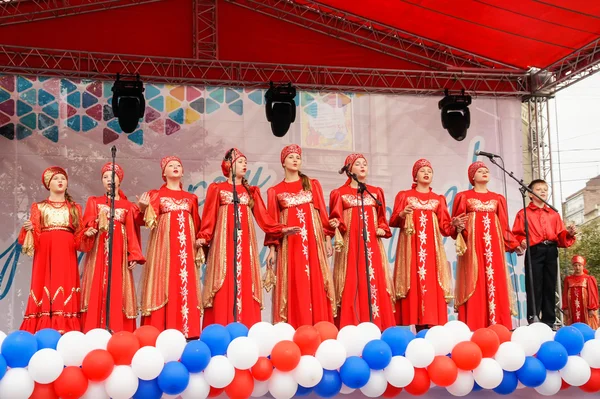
xmin=17 ymin=144 xmax=597 ymax=339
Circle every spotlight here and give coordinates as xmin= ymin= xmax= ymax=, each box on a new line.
xmin=265 ymin=82 xmax=297 ymax=137
xmin=111 ymin=73 xmax=145 ymax=134
xmin=438 ymin=89 xmax=471 ymax=141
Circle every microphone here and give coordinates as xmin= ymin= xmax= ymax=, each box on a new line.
xmin=339 ymin=164 xmax=350 ymax=174
xmin=475 ymin=150 xmax=500 ymax=158
xmin=111 ymin=145 xmax=117 ymax=158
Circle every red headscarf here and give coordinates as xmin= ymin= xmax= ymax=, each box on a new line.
xmin=221 ymin=148 xmax=246 ymax=177
xmin=101 ymin=162 xmax=127 ymax=200
xmin=572 ymin=255 xmax=587 ymax=266
xmin=412 ymin=159 xmax=432 ymax=181
xmin=161 ymin=156 xmax=183 ymax=182
xmin=280 ymin=144 xmax=301 ymax=165
xmin=342 ymin=153 xmax=366 ymax=185
xmin=468 ymin=161 xmax=488 ymax=186
xmin=42 ymin=166 xmax=68 ymax=190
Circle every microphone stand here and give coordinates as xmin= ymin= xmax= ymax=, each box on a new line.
xmin=231 ymin=158 xmax=240 ymax=322
xmin=347 ymin=171 xmax=381 ymax=323
xmin=105 ymin=145 xmax=117 ymax=332
xmin=485 ymin=156 xmax=557 ymax=324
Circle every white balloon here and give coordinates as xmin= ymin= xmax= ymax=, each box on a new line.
xmin=560 ymin=356 xmax=591 ymax=387
xmin=82 ymin=382 xmax=110 ymax=399
xmin=535 ymin=370 xmax=562 ymax=396
xmin=360 ymin=370 xmax=388 ymax=398
xmin=181 ymin=372 xmax=210 ymax=399
xmin=156 ymin=329 xmax=187 ymax=362
xmin=340 ymin=384 xmax=355 ymax=394
xmin=494 ymin=341 xmax=526 ymax=371
xmin=204 ymin=355 xmax=235 ymax=389
xmin=227 ymin=337 xmax=259 ymax=370
xmin=472 ymin=358 xmax=503 ymax=389
xmin=337 ymin=325 xmax=367 ymax=357
xmin=0 ymin=368 xmax=34 ymax=399
xmin=357 ymin=322 xmax=382 ymax=342
xmin=268 ymin=370 xmax=297 ymax=399
xmin=272 ymin=323 xmax=296 ymax=343
xmin=581 ymin=339 xmax=600 ymax=368
xmin=252 ymin=380 xmax=270 ymax=397
xmin=446 ymin=370 xmax=474 ymax=397
xmin=528 ymin=322 xmax=554 ymax=344
xmin=131 ymin=346 xmax=165 ymax=380
xmin=511 ymin=326 xmax=541 ymax=356
xmin=596 ymin=327 xmax=600 ymax=340
xmin=0 ymin=331 xmax=7 ymax=353
xmin=384 ymin=356 xmax=415 ymax=388
xmin=27 ymin=348 xmax=64 ymax=384
xmin=425 ymin=325 xmax=454 ymax=355
xmin=57 ymin=330 xmax=90 ymax=366
xmin=105 ymin=365 xmax=139 ymax=399
xmin=444 ymin=320 xmax=472 ymax=346
xmin=248 ymin=322 xmax=277 ymax=357
xmin=162 ymin=394 xmax=180 ymax=398
xmin=405 ymin=338 xmax=435 ymax=368
xmin=315 ymin=339 xmax=347 ymax=370
xmin=85 ymin=328 xmax=113 ymax=351
xmin=292 ymin=356 xmax=323 ymax=388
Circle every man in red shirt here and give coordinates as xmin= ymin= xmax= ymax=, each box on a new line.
xmin=512 ymin=179 xmax=577 ymax=327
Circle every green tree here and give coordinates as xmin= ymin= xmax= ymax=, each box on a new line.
xmin=559 ymin=220 xmax=600 ymax=279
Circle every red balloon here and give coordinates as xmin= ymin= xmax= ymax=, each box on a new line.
xmin=488 ymin=324 xmax=512 ymax=344
xmin=451 ymin=341 xmax=483 ymax=371
xmin=383 ymin=383 xmax=402 ymax=398
xmin=251 ymin=357 xmax=274 ymax=381
xmin=54 ymin=366 xmax=89 ymax=399
xmin=581 ymin=368 xmax=600 ymax=393
xmin=107 ymin=330 xmax=141 ymax=365
xmin=427 ymin=356 xmax=458 ymax=387
xmin=134 ymin=325 xmax=161 ymax=347
xmin=30 ymin=383 xmax=58 ymax=399
xmin=209 ymin=386 xmax=224 ymax=397
xmin=293 ymin=325 xmax=322 ymax=356
xmin=82 ymin=349 xmax=115 ymax=381
xmin=404 ymin=368 xmax=430 ymax=396
xmin=561 ymin=379 xmax=571 ymax=390
xmin=226 ymin=369 xmax=255 ymax=399
xmin=271 ymin=340 xmax=301 ymax=372
xmin=471 ymin=328 xmax=500 ymax=358
xmin=314 ymin=321 xmax=338 ymax=341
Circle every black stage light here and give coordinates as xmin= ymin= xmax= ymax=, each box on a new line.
xmin=438 ymin=89 xmax=472 ymax=141
xmin=265 ymin=82 xmax=297 ymax=137
xmin=111 ymin=74 xmax=145 ymax=134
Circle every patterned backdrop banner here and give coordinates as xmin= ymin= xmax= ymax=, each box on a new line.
xmin=0 ymin=74 xmax=526 ymax=331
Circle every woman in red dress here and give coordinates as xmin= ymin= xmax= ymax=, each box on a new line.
xmin=329 ymin=153 xmax=395 ymax=330
xmin=19 ymin=166 xmax=83 ymax=333
xmin=562 ymin=255 xmax=599 ymax=329
xmin=451 ymin=161 xmax=522 ymax=330
xmin=390 ymin=159 xmax=466 ymax=330
xmin=198 ymin=148 xmax=299 ymax=328
xmin=137 ymin=156 xmax=202 ymax=339
xmin=79 ymin=163 xmax=145 ymax=333
xmin=264 ymin=144 xmax=336 ymax=328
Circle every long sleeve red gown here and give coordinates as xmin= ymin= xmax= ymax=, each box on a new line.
xmin=562 ymin=273 xmax=599 ymax=329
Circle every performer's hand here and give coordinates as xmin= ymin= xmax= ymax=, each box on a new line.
xmin=329 ymin=219 xmax=340 ymax=228
xmin=283 ymin=226 xmax=301 ymax=236
xmin=325 ymin=240 xmax=333 ymax=257
xmin=84 ymin=227 xmax=98 ymax=237
xmin=266 ymin=248 xmax=276 ymax=268
xmin=452 ymin=213 xmax=468 ymax=228
xmin=23 ymin=220 xmax=33 ymax=231
xmin=400 ymin=205 xmax=414 ymax=217
xmin=588 ymin=310 xmax=594 ymax=318
xmin=567 ymin=224 xmax=577 ymax=236
xmin=196 ymin=238 xmax=206 ymax=248
xmin=128 ymin=261 xmax=136 ymax=270
xmin=136 ymin=192 xmax=150 ymax=211
xmin=520 ymin=239 xmax=527 ymax=250
xmin=515 ymin=246 xmax=525 ymax=256
xmin=376 ymin=228 xmax=386 ymax=237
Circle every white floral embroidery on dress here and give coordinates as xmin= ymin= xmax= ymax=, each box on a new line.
xmin=296 ymin=208 xmax=310 ymax=278
xmin=417 ymin=212 xmax=428 ymax=316
xmin=235 ymin=206 xmax=244 ymax=319
xmin=177 ymin=211 xmax=189 ymax=337
xmin=482 ymin=214 xmax=496 ymax=325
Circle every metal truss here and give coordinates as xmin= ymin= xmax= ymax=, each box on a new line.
xmin=225 ymin=0 xmax=522 ymax=71
xmin=0 ymin=0 xmax=164 ymax=26
xmin=193 ymin=0 xmax=217 ymax=59
xmin=0 ymin=45 xmax=530 ymax=96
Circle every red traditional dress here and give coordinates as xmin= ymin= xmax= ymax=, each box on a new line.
xmin=390 ymin=161 xmax=454 ymax=327
xmin=562 ymin=256 xmax=599 ymax=329
xmin=264 ymin=144 xmax=336 ymax=328
xmin=329 ymin=154 xmax=395 ymax=330
xmin=140 ymin=157 xmax=202 ymax=339
xmin=451 ymin=162 xmax=520 ymax=330
xmin=200 ymin=148 xmax=285 ymax=328
xmin=18 ymin=167 xmax=83 ymax=333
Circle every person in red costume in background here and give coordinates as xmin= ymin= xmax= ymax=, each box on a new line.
xmin=19 ymin=166 xmax=83 ymax=333
xmin=562 ymin=255 xmax=599 ymax=329
xmin=79 ymin=163 xmax=145 ymax=333
xmin=451 ymin=161 xmax=523 ymax=330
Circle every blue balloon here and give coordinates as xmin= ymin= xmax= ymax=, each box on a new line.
xmin=314 ymin=369 xmax=342 ymax=398
xmin=571 ymin=323 xmax=595 ymax=342
xmin=362 ymin=340 xmax=392 ymax=370
xmin=200 ymin=324 xmax=231 ymax=356
xmin=133 ymin=378 xmax=163 ymax=399
xmin=295 ymin=385 xmax=313 ymax=397
xmin=226 ymin=322 xmax=249 ymax=340
xmin=416 ymin=329 xmax=429 ymax=339
xmin=555 ymin=326 xmax=585 ymax=356
xmin=493 ymin=371 xmax=518 ymax=395
xmin=157 ymin=361 xmax=190 ymax=395
xmin=381 ymin=327 xmax=415 ymax=356
xmin=537 ymin=341 xmax=568 ymax=371
xmin=516 ymin=356 xmax=547 ymax=388
xmin=0 ymin=355 xmax=7 ymax=380
xmin=0 ymin=331 xmax=38 ymax=368
xmin=180 ymin=340 xmax=211 ymax=373
xmin=472 ymin=382 xmax=483 ymax=392
xmin=340 ymin=356 xmax=370 ymax=389
xmin=34 ymin=328 xmax=61 ymax=350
